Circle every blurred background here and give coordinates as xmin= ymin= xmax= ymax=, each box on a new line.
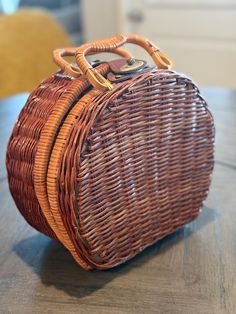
xmin=0 ymin=0 xmax=236 ymax=98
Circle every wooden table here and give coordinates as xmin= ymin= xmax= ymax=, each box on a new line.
xmin=0 ymin=90 xmax=235 ymax=314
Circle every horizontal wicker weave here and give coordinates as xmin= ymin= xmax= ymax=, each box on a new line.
xmin=6 ymin=34 xmax=215 ymax=270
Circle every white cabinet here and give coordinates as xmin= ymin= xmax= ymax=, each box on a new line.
xmin=81 ymin=0 xmax=236 ymax=88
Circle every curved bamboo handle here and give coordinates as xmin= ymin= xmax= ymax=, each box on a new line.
xmin=53 ymin=47 xmax=134 ymax=77
xmin=75 ymin=34 xmax=173 ymax=91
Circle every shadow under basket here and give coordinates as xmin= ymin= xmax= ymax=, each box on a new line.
xmin=6 ymin=34 xmax=215 ymax=270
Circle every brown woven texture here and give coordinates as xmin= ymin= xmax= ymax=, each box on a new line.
xmin=6 ymin=34 xmax=215 ymax=270
xmin=6 ymin=64 xmax=109 ymax=241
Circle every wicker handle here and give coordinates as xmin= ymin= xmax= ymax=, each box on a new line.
xmin=75 ymin=34 xmax=173 ymax=91
xmin=53 ymin=47 xmax=134 ymax=77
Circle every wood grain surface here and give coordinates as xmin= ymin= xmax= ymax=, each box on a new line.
xmin=0 ymin=89 xmax=235 ymax=314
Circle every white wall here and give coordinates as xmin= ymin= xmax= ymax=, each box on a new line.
xmin=82 ymin=0 xmax=236 ymax=88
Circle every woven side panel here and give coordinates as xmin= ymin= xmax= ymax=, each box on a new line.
xmin=6 ymin=63 xmax=110 ymax=248
xmin=6 ymin=74 xmax=72 ymax=238
xmin=71 ymin=70 xmax=214 ymax=268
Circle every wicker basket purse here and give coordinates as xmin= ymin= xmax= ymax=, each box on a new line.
xmin=6 ymin=34 xmax=214 ymax=270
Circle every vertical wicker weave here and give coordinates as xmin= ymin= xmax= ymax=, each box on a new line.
xmin=6 ymin=34 xmax=214 ymax=270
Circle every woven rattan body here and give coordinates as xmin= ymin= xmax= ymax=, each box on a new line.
xmin=6 ymin=35 xmax=215 ymax=270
